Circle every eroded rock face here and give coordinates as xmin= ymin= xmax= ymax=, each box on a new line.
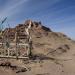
xmin=1 ymin=20 xmax=52 ymax=41
xmin=52 ymin=44 xmax=70 ymax=56
xmin=25 ymin=20 xmax=51 ymax=31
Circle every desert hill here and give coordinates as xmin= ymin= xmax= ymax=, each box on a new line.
xmin=0 ymin=20 xmax=75 ymax=57
xmin=0 ymin=20 xmax=75 ymax=75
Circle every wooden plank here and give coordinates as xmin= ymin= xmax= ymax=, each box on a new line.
xmin=0 ymin=55 xmax=29 ymax=59
xmin=0 ymin=43 xmax=28 ymax=46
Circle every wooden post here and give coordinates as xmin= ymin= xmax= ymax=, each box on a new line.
xmin=1 ymin=31 xmax=4 ymax=48
xmin=15 ymin=28 xmax=20 ymax=59
xmin=15 ymin=31 xmax=18 ymax=59
xmin=6 ymin=28 xmax=10 ymax=56
xmin=8 ymin=48 xmax=10 ymax=56
xmin=28 ymin=40 xmax=32 ymax=58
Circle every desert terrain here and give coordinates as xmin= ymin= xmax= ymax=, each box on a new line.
xmin=0 ymin=20 xmax=75 ymax=75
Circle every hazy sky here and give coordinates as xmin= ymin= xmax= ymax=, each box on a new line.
xmin=0 ymin=0 xmax=75 ymax=39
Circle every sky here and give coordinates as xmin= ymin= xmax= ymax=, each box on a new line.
xmin=0 ymin=0 xmax=75 ymax=39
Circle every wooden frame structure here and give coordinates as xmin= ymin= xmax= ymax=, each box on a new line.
xmin=0 ymin=21 xmax=32 ymax=59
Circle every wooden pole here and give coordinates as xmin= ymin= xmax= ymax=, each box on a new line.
xmin=8 ymin=48 xmax=10 ymax=56
xmin=7 ymin=28 xmax=10 ymax=56
xmin=15 ymin=31 xmax=18 ymax=59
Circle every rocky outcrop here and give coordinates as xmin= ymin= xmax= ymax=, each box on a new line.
xmin=1 ymin=20 xmax=52 ymax=41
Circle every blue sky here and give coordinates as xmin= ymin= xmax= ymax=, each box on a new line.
xmin=0 ymin=0 xmax=75 ymax=39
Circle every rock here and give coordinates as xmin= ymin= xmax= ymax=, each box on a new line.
xmin=0 ymin=61 xmax=11 ymax=67
xmin=16 ymin=67 xmax=27 ymax=73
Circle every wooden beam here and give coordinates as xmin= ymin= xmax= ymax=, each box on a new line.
xmin=0 ymin=55 xmax=29 ymax=59
xmin=0 ymin=43 xmax=28 ymax=46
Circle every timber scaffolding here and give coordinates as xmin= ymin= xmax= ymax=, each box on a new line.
xmin=0 ymin=21 xmax=32 ymax=59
